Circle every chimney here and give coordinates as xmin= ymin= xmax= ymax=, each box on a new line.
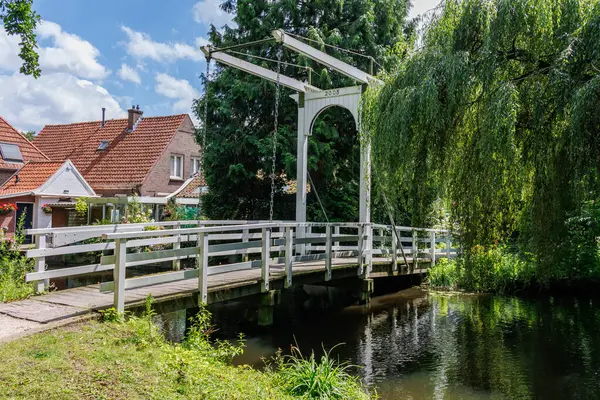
xmin=101 ymin=107 xmax=106 ymax=127
xmin=127 ymin=104 xmax=143 ymax=131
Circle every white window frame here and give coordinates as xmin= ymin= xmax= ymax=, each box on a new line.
xmin=190 ymin=157 xmax=201 ymax=177
xmin=170 ymin=154 xmax=184 ymax=180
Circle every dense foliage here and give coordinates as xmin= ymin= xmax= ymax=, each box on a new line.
xmin=0 ymin=0 xmax=40 ymax=77
xmin=194 ymin=0 xmax=413 ymax=221
xmin=363 ymin=0 xmax=600 ymax=284
xmin=0 ymin=212 xmax=34 ymax=302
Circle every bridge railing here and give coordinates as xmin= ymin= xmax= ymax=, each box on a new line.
xmin=24 ymin=221 xmax=457 ymax=312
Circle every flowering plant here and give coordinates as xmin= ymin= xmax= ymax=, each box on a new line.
xmin=41 ymin=204 xmax=53 ymax=213
xmin=0 ymin=203 xmax=16 ymax=214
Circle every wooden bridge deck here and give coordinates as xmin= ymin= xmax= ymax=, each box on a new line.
xmin=0 ymin=257 xmax=423 ymax=325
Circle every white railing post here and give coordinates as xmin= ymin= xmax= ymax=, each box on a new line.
xmin=284 ymin=227 xmax=293 ymax=288
xmin=334 ymin=225 xmax=340 ymax=250
xmin=197 ymin=232 xmax=209 ymax=304
xmin=34 ymin=234 xmax=47 ymax=293
xmin=113 ymin=238 xmax=127 ymax=313
xmin=366 ymin=224 xmax=373 ymax=276
xmin=261 ymin=228 xmax=270 ymax=292
xmin=412 ymin=229 xmax=418 ymax=272
xmin=172 ymin=222 xmax=181 ymax=271
xmin=391 ymin=227 xmax=397 ymax=273
xmin=242 ymin=228 xmax=249 ymax=262
xmin=430 ymin=231 xmax=436 ymax=267
xmin=446 ymin=234 xmax=451 ymax=258
xmin=325 ymin=225 xmax=332 ymax=281
xmin=357 ymin=225 xmax=364 ymax=276
xmin=306 ymin=225 xmax=312 ymax=254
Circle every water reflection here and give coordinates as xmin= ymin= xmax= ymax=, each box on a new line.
xmin=155 ymin=288 xmax=600 ymax=400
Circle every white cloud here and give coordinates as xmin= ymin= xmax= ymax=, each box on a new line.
xmin=36 ymin=20 xmax=109 ymax=80
xmin=0 ymin=31 xmax=22 ymax=72
xmin=121 ymin=26 xmax=202 ymax=63
xmin=117 ymin=63 xmax=141 ymax=84
xmin=0 ymin=21 xmax=108 ymax=80
xmin=155 ymin=73 xmax=200 ymax=114
xmin=193 ymin=0 xmax=235 ymax=28
xmin=195 ymin=36 xmax=210 ymax=48
xmin=0 ymin=72 xmax=124 ymax=131
xmin=409 ymin=0 xmax=441 ymax=18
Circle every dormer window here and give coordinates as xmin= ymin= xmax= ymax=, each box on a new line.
xmin=0 ymin=143 xmax=23 ymax=163
xmin=97 ymin=141 xmax=110 ymax=151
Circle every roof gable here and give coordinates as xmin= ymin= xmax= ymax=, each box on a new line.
xmin=0 ymin=117 xmax=49 ymax=170
xmin=0 ymin=160 xmax=96 ymax=198
xmin=34 ymin=114 xmax=190 ymax=190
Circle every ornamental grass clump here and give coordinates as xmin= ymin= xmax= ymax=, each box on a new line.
xmin=275 ymin=345 xmax=373 ymax=400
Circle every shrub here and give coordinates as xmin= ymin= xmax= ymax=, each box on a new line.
xmin=274 ymin=345 xmax=372 ymax=400
xmin=427 ymin=246 xmax=535 ymax=293
xmin=0 ymin=212 xmax=34 ymax=302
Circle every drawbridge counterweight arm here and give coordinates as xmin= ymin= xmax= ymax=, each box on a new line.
xmin=201 ymin=47 xmax=321 ymax=93
xmin=271 ymin=30 xmax=382 ymax=85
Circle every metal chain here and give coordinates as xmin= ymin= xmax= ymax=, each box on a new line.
xmin=198 ymin=58 xmax=210 ymax=220
xmin=269 ymin=48 xmax=282 ymax=222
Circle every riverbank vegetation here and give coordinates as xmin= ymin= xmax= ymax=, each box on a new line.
xmin=363 ymin=0 xmax=600 ymax=291
xmin=0 ymin=214 xmax=34 ymax=302
xmin=0 ymin=306 xmax=372 ymax=399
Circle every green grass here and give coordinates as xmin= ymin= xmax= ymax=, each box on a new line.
xmin=0 ymin=311 xmax=373 ymax=399
xmin=274 ymin=345 xmax=371 ymax=399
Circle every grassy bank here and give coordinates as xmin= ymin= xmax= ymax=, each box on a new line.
xmin=0 ymin=308 xmax=372 ymax=399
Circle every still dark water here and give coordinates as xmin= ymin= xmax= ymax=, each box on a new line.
xmin=156 ymin=288 xmax=600 ymax=399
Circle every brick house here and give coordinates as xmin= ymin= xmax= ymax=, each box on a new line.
xmin=34 ymin=107 xmax=201 ymax=197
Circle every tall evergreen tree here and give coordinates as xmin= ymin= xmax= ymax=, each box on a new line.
xmin=194 ymin=0 xmax=412 ymax=221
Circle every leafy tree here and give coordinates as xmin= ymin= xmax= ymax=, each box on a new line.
xmin=362 ymin=0 xmax=600 ymax=282
xmin=22 ymin=130 xmax=35 ymax=141
xmin=0 ymin=0 xmax=41 ymax=78
xmin=194 ymin=0 xmax=413 ymax=221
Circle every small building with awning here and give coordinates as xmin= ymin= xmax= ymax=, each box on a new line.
xmin=0 ymin=160 xmax=96 ymax=239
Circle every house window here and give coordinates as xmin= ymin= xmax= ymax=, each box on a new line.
xmin=190 ymin=157 xmax=201 ymax=177
xmin=170 ymin=155 xmax=183 ymax=179
xmin=0 ymin=143 xmax=23 ymax=163
xmin=97 ymin=141 xmax=110 ymax=151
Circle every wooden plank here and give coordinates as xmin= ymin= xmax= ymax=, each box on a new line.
xmin=26 ymin=263 xmax=114 ymax=281
xmin=100 ymin=269 xmax=200 ymax=292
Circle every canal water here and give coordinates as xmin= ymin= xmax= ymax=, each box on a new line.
xmin=156 ymin=288 xmax=600 ymax=399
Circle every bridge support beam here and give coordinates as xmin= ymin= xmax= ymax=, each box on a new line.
xmin=258 ymin=290 xmax=279 ymax=326
xmin=358 ymin=278 xmax=374 ymax=305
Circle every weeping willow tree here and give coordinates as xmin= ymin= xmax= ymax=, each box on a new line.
xmin=363 ymin=0 xmax=600 ymax=281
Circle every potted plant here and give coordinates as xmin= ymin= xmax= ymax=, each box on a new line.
xmin=0 ymin=203 xmax=17 ymax=215
xmin=41 ymin=204 xmax=53 ymax=214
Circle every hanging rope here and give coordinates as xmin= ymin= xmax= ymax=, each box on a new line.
xmin=307 ymin=171 xmax=329 ymax=222
xmin=268 ymin=47 xmax=282 ymax=222
xmin=198 ymin=57 xmax=211 ymax=220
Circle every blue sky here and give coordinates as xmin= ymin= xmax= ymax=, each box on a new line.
xmin=0 ymin=0 xmax=437 ymax=131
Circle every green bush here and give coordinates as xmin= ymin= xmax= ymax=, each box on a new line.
xmin=428 ymin=246 xmax=535 ymax=293
xmin=0 ymin=212 xmax=34 ymax=302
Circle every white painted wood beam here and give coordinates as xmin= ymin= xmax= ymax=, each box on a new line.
xmin=202 ymin=47 xmax=321 ymax=93
xmin=272 ymin=30 xmax=382 ymax=85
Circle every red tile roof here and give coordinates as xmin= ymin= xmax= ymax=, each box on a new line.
xmin=172 ymin=173 xmax=207 ymax=198
xmin=0 ymin=161 xmax=64 ymax=196
xmin=34 ymin=115 xmax=190 ymax=190
xmin=0 ymin=117 xmax=49 ymax=170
